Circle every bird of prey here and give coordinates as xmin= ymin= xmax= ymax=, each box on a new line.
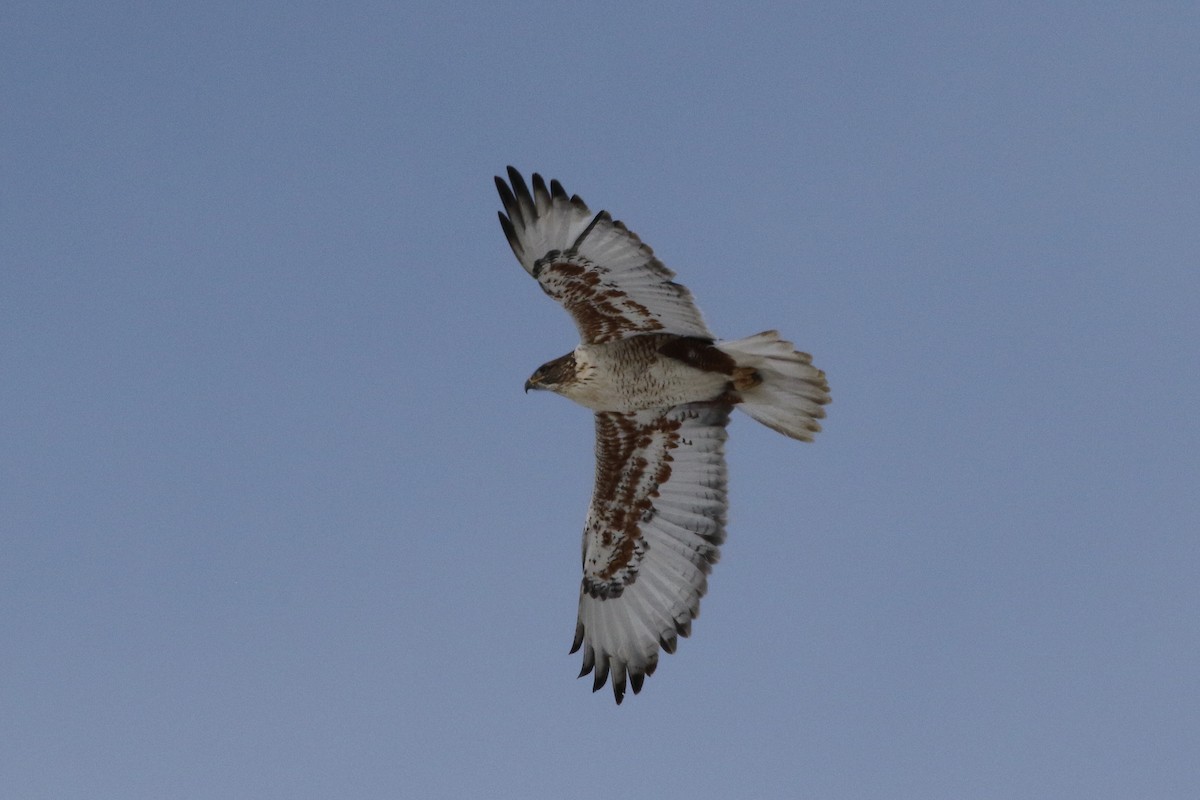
xmin=495 ymin=167 xmax=829 ymax=703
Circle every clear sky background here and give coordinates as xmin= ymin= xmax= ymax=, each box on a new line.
xmin=3 ymin=3 xmax=1198 ymax=798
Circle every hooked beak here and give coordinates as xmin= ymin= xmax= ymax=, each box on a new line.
xmin=524 ymin=377 xmax=538 ymax=393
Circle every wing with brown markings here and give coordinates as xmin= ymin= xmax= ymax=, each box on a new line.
xmin=496 ymin=167 xmax=713 ymax=344
xmin=573 ymin=401 xmax=730 ymax=703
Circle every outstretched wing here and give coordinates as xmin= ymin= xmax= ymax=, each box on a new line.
xmin=574 ymin=401 xmax=731 ymax=703
xmin=496 ymin=167 xmax=713 ymax=344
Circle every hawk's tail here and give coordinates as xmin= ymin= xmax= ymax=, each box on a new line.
xmin=716 ymin=331 xmax=830 ymax=441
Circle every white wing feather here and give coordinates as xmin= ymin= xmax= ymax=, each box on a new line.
xmin=573 ymin=402 xmax=729 ymax=702
xmin=496 ymin=167 xmax=712 ymax=344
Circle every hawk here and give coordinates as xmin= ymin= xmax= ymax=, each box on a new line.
xmin=496 ymin=167 xmax=830 ymax=703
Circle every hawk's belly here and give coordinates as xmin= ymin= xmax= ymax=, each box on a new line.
xmin=562 ymin=339 xmax=731 ymax=412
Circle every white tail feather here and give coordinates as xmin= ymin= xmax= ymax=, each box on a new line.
xmin=716 ymin=331 xmax=830 ymax=441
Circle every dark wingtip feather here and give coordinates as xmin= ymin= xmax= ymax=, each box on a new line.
xmin=505 ymin=167 xmax=539 ymax=232
xmin=549 ymin=178 xmax=568 ymax=200
xmin=577 ymin=641 xmax=595 ymax=678
xmin=531 ymin=173 xmax=551 ymax=209
xmin=506 ymin=166 xmax=532 ymax=203
xmin=592 ymin=660 xmax=610 ymax=693
xmin=570 ymin=621 xmax=584 ymax=654
xmin=494 ymin=173 xmax=513 ymax=203
xmin=497 ymin=211 xmax=520 ymax=256
xmin=494 ymin=175 xmax=521 ymax=226
xmin=630 ymin=671 xmax=645 ymax=695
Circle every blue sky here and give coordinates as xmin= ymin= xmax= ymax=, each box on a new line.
xmin=3 ymin=2 xmax=1198 ymax=798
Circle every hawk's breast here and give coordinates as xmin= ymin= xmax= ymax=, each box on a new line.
xmin=562 ymin=335 xmax=731 ymax=412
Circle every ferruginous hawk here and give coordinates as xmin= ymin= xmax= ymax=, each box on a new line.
xmin=496 ymin=167 xmax=830 ymax=703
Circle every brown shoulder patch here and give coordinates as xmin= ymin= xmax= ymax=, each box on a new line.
xmin=656 ymin=336 xmax=737 ymax=375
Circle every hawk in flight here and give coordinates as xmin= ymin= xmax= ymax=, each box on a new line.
xmin=496 ymin=168 xmax=829 ymax=703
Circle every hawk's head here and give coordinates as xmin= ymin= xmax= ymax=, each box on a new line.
xmin=525 ymin=351 xmax=578 ymax=394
